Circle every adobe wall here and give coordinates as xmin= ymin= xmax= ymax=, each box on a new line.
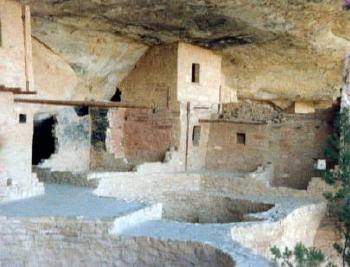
xmin=205 ymin=112 xmax=332 ymax=189
xmin=0 ymin=216 xmax=234 ymax=267
xmin=0 ymin=0 xmax=33 ymax=90
xmin=177 ymin=42 xmax=221 ymax=105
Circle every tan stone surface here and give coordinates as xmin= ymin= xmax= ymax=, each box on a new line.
xmin=120 ymin=44 xmax=178 ymax=109
xmin=0 ymin=0 xmax=27 ymax=89
xmin=231 ymin=201 xmax=326 ymax=259
xmin=177 ymin=43 xmax=221 ymax=104
xmin=0 ymin=216 xmax=234 ymax=267
xmin=20 ymin=0 xmax=350 ymax=102
xmin=205 ymin=112 xmax=332 ymax=189
xmin=294 ymin=101 xmax=316 ymax=114
xmin=31 ymin=17 xmax=148 ymax=101
xmin=32 ymin=39 xmax=77 ymax=100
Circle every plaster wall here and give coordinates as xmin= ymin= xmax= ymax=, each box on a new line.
xmin=0 ymin=0 xmax=33 ymax=90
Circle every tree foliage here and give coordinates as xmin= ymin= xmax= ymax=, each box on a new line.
xmin=322 ymin=109 xmax=350 ymax=267
xmin=270 ymin=243 xmax=326 ymax=267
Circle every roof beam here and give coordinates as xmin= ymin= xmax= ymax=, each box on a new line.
xmin=14 ymin=98 xmax=152 ymax=109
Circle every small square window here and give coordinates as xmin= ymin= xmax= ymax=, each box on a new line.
xmin=192 ymin=126 xmax=201 ymax=146
xmin=192 ymin=63 xmax=200 ymax=83
xmin=19 ymin=114 xmax=27 ymax=124
xmin=237 ymin=133 xmax=246 ymax=145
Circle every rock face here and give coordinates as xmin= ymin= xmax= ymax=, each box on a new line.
xmin=21 ymin=0 xmax=350 ymax=102
xmin=31 ymin=17 xmax=148 ymax=101
xmin=32 ymin=39 xmax=77 ymax=100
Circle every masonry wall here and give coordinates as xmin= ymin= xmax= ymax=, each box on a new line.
xmin=205 ymin=112 xmax=332 ymax=189
xmin=120 ymin=44 xmax=178 ymax=110
xmin=0 ymin=0 xmax=33 ymax=90
xmin=177 ymin=42 xmax=221 ymax=105
xmin=176 ymin=43 xmax=221 ymax=171
xmin=0 ymin=217 xmax=235 ymax=267
xmin=0 ymin=93 xmax=43 ymax=200
xmin=40 ymin=108 xmax=91 ymax=172
xmin=90 ymin=107 xmax=174 ymax=170
xmin=231 ymin=202 xmax=326 ymax=259
xmin=0 ymin=94 xmax=32 ymax=184
xmin=186 ymin=107 xmax=213 ymax=171
xmin=120 ymin=44 xmax=181 ymax=157
xmin=123 ymin=108 xmax=173 ymax=164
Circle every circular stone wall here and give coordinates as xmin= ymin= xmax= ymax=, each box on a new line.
xmin=162 ymin=192 xmax=273 ymax=224
xmin=0 ymin=217 xmax=235 ymax=267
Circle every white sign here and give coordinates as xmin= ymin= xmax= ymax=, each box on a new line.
xmin=315 ymin=159 xmax=326 ymax=170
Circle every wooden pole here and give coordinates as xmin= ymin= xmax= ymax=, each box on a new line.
xmin=14 ymin=98 xmax=152 ymax=109
xmin=0 ymin=86 xmax=36 ymax=94
xmin=185 ymin=102 xmax=191 ymax=171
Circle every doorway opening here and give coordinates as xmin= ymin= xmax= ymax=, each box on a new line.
xmin=32 ymin=115 xmax=57 ymax=165
xmin=110 ymin=88 xmax=122 ymax=102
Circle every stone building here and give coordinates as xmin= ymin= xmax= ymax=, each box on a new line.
xmin=0 ymin=1 xmax=346 ymax=266
xmin=25 ymin=40 xmax=333 ymax=190
xmin=0 ymin=0 xmax=43 ymax=201
xmin=38 ymin=43 xmax=223 ymax=174
xmin=0 ymin=0 xmax=333 ymax=198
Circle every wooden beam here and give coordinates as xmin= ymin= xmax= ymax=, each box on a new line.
xmin=0 ymin=85 xmax=36 ymax=95
xmin=13 ymin=91 xmax=37 ymax=95
xmin=14 ymin=98 xmax=152 ymax=109
xmin=199 ymin=119 xmax=267 ymax=125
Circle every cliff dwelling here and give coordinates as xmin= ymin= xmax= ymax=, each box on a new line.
xmin=0 ymin=0 xmax=350 ymax=266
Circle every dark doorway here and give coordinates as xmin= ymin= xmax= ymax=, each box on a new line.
xmin=110 ymin=88 xmax=122 ymax=102
xmin=74 ymin=106 xmax=89 ymax=117
xmin=32 ymin=116 xmax=57 ymax=165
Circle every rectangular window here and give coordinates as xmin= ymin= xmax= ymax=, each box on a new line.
xmin=19 ymin=114 xmax=27 ymax=124
xmin=192 ymin=63 xmax=200 ymax=83
xmin=237 ymin=133 xmax=246 ymax=145
xmin=192 ymin=126 xmax=201 ymax=146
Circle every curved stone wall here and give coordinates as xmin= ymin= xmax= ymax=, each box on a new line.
xmin=0 ymin=216 xmax=235 ymax=267
xmin=162 ymin=192 xmax=273 ymax=223
xmin=230 ymin=202 xmax=326 ymax=259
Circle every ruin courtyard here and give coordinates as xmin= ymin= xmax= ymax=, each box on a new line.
xmin=0 ymin=0 xmax=350 ymax=266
